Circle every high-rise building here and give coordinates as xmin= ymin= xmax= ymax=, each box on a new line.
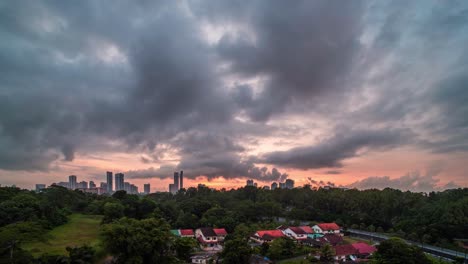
xmin=115 ymin=173 xmax=124 ymax=191
xmin=279 ymin=182 xmax=286 ymax=189
xmin=106 ymin=171 xmax=113 ymax=193
xmin=78 ymin=181 xmax=88 ymax=189
xmin=169 ymin=183 xmax=176 ymax=194
xmin=69 ymin=175 xmax=77 ymax=190
xmin=130 ymin=184 xmax=138 ymax=194
xmin=271 ymin=182 xmax=278 ymax=190
xmin=173 ymin=172 xmax=179 ymax=191
xmin=144 ymin=183 xmax=150 ymax=194
xmin=100 ymin=182 xmax=108 ymax=190
xmin=55 ymin=181 xmax=69 ymax=188
xmin=285 ymin=179 xmax=294 ymax=189
xmin=124 ymin=182 xmax=131 ymax=193
xmin=246 ymin=179 xmax=254 ymax=186
xmin=179 ymin=170 xmax=183 ymax=190
xmin=89 ymin=181 xmax=96 ymax=188
xmin=35 ymin=184 xmax=46 ymax=192
xmin=254 ymin=182 xmax=258 ymax=187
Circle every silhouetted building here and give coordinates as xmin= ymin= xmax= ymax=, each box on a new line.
xmin=100 ymin=182 xmax=108 ymax=190
xmin=179 ymin=170 xmax=184 ymax=189
xmin=106 ymin=171 xmax=113 ymax=193
xmin=173 ymin=172 xmax=179 ymax=191
xmin=115 ymin=173 xmax=124 ymax=191
xmin=124 ymin=182 xmax=130 ymax=193
xmin=55 ymin=181 xmax=69 ymax=188
xmin=246 ymin=179 xmax=254 ymax=186
xmin=169 ymin=183 xmax=176 ymax=194
xmin=35 ymin=184 xmax=46 ymax=192
xmin=285 ymin=179 xmax=295 ymax=189
xmin=89 ymin=181 xmax=96 ymax=188
xmin=130 ymin=184 xmax=138 ymax=194
xmin=279 ymin=182 xmax=286 ymax=189
xmin=69 ymin=175 xmax=77 ymax=189
xmin=271 ymin=182 xmax=278 ymax=190
xmin=78 ymin=181 xmax=88 ymax=189
xmin=144 ymin=183 xmax=150 ymax=194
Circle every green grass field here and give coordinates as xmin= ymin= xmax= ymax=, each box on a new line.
xmin=23 ymin=214 xmax=103 ymax=257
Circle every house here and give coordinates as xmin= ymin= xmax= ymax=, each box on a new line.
xmin=251 ymin=230 xmax=285 ymax=243
xmin=195 ymin=228 xmax=222 ymax=251
xmin=191 ymin=253 xmax=216 ymax=264
xmin=180 ymin=229 xmax=195 ymax=238
xmin=213 ymin=228 xmax=227 ymax=241
xmin=312 ymin=223 xmax=341 ymax=234
xmin=170 ymin=229 xmax=180 ymax=236
xmin=351 ymin=242 xmax=376 ymax=258
xmin=283 ymin=227 xmax=308 ymax=240
xmin=299 ymin=226 xmax=314 ymax=234
xmin=334 ymin=244 xmax=358 ymax=261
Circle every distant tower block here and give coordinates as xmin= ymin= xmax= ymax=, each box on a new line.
xmin=179 ymin=170 xmax=184 ymax=189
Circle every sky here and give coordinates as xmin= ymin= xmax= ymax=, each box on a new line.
xmin=0 ymin=0 xmax=467 ymax=192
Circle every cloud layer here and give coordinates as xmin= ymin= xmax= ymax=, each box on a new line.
xmin=0 ymin=0 xmax=467 ymax=189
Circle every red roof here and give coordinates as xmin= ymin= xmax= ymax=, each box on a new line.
xmin=351 ymin=243 xmax=376 ymax=255
xmin=213 ymin=228 xmax=227 ymax=236
xmin=257 ymin=230 xmax=285 ymax=239
xmin=317 ymin=223 xmax=340 ymax=231
xmin=299 ymin=226 xmax=314 ymax=234
xmin=180 ymin=229 xmax=194 ymax=236
xmin=334 ymin=244 xmax=358 ymax=256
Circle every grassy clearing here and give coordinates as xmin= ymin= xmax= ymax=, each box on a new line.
xmin=343 ymin=236 xmax=374 ymax=245
xmin=22 ymin=214 xmax=103 ymax=257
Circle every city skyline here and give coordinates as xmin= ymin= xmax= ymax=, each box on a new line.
xmin=1 ymin=1 xmax=468 ymax=192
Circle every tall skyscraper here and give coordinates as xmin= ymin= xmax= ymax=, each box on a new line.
xmin=144 ymin=183 xmax=150 ymax=194
xmin=106 ymin=171 xmax=113 ymax=193
xmin=169 ymin=183 xmax=176 ymax=194
xmin=115 ymin=173 xmax=124 ymax=191
xmin=78 ymin=181 xmax=88 ymax=189
xmin=100 ymin=182 xmax=108 ymax=189
xmin=173 ymin=172 xmax=179 ymax=191
xmin=179 ymin=170 xmax=183 ymax=190
xmin=69 ymin=175 xmax=77 ymax=189
xmin=124 ymin=182 xmax=130 ymax=193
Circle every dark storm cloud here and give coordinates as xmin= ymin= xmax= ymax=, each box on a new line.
xmin=0 ymin=0 xmax=468 ymax=190
xmin=261 ymin=129 xmax=409 ymax=169
xmin=208 ymin=0 xmax=366 ymax=121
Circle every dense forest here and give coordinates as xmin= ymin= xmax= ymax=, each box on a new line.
xmin=0 ymin=185 xmax=466 ymax=263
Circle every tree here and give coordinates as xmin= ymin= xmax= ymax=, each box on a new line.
xmin=173 ymin=237 xmax=197 ymax=262
xmin=221 ymin=238 xmax=252 ymax=264
xmin=267 ymin=237 xmax=295 ymax=260
xmin=67 ymin=245 xmax=95 ymax=264
xmin=101 ymin=217 xmax=178 ymax=263
xmin=319 ymin=244 xmax=335 ymax=263
xmin=373 ymin=237 xmax=431 ymax=264
xmin=102 ymin=202 xmax=124 ymax=223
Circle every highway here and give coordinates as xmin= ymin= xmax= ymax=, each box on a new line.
xmin=346 ymin=228 xmax=467 ymax=263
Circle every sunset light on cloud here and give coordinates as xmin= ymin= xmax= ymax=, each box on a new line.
xmin=1 ymin=0 xmax=467 ymax=192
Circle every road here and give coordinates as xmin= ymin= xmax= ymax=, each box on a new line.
xmin=346 ymin=228 xmax=467 ymax=263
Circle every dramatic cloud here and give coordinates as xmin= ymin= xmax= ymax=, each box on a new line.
xmin=0 ymin=0 xmax=467 ymax=190
xmin=261 ymin=128 xmax=409 ymax=169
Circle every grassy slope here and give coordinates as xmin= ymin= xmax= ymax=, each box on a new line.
xmin=23 ymin=214 xmax=103 ymax=257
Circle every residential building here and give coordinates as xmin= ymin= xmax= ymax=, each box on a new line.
xmin=283 ymin=227 xmax=307 ymax=240
xmin=312 ymin=223 xmax=341 ymax=234
xmin=180 ymin=229 xmax=195 ymax=238
xmin=54 ymin=181 xmax=69 ymax=188
xmin=130 ymin=184 xmax=138 ymax=194
xmin=263 ymin=186 xmax=270 ymax=190
xmin=89 ymin=181 xmax=96 ymax=188
xmin=69 ymin=175 xmax=77 ymax=189
xmin=169 ymin=183 xmax=176 ymax=194
xmin=279 ymin=182 xmax=286 ymax=189
xmin=124 ymin=182 xmax=130 ymax=193
xmin=251 ymin=230 xmax=285 ymax=244
xmin=271 ymin=182 xmax=278 ymax=190
xmin=334 ymin=244 xmax=358 ymax=261
xmin=190 ymin=253 xmax=215 ymax=264
xmin=213 ymin=228 xmax=227 ymax=242
xmin=195 ymin=228 xmax=222 ymax=251
xmin=106 ymin=171 xmax=113 ymax=193
xmin=115 ymin=173 xmax=124 ymax=191
xmin=144 ymin=183 xmax=150 ymax=194
xmin=35 ymin=184 xmax=46 ymax=192
xmin=246 ymin=179 xmax=254 ymax=186
xmin=352 ymin=242 xmax=377 ymax=258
